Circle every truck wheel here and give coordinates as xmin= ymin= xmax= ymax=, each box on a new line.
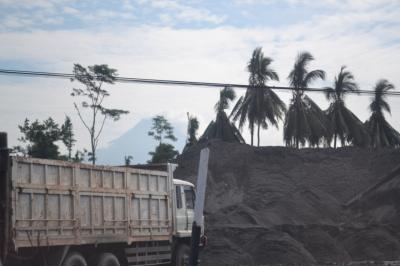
xmin=62 ymin=251 xmax=87 ymax=266
xmin=93 ymin=253 xmax=120 ymax=266
xmin=173 ymin=244 xmax=190 ymax=266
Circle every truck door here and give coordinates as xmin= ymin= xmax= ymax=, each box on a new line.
xmin=183 ymin=186 xmax=195 ymax=230
xmin=175 ymin=185 xmax=187 ymax=233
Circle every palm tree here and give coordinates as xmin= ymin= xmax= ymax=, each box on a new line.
xmin=284 ymin=51 xmax=329 ymax=148
xmin=231 ymin=47 xmax=285 ymax=146
xmin=365 ymin=80 xmax=400 ymax=147
xmin=185 ymin=112 xmax=199 ymax=147
xmin=325 ymin=66 xmax=369 ymax=148
xmin=198 ymin=86 xmax=245 ymax=143
xmin=215 ymin=86 xmax=236 ymax=113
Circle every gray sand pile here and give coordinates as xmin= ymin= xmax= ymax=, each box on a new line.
xmin=175 ymin=140 xmax=400 ymax=265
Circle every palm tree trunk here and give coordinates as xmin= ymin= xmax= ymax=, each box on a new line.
xmin=295 ymin=94 xmax=300 ymax=149
xmin=334 ymin=133 xmax=337 ymax=149
xmin=257 ymin=123 xmax=260 ymax=147
xmin=250 ymin=124 xmax=254 ymax=146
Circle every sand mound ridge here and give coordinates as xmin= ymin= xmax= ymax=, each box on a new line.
xmin=175 ymin=140 xmax=400 ymax=265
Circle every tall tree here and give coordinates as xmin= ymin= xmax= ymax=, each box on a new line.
xmin=284 ymin=51 xmax=328 ymax=148
xmin=185 ymin=112 xmax=199 ymax=148
xmin=199 ymin=87 xmax=245 ymax=144
xmin=215 ymin=86 xmax=236 ymax=113
xmin=148 ymin=115 xmax=179 ymax=163
xmin=231 ymin=47 xmax=285 ymax=146
xmin=124 ymin=155 xmax=133 ymax=166
xmin=61 ymin=115 xmax=76 ymax=160
xmin=18 ymin=117 xmax=62 ymax=159
xmin=73 ymin=150 xmax=86 ymax=163
xmin=71 ymin=64 xmax=129 ymax=165
xmin=365 ymin=80 xmax=400 ymax=147
xmin=148 ymin=115 xmax=177 ymax=145
xmin=148 ymin=143 xmax=179 ymax=164
xmin=325 ymin=66 xmax=368 ymax=148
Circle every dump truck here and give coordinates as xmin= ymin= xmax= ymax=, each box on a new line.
xmin=0 ymin=151 xmax=204 ymax=266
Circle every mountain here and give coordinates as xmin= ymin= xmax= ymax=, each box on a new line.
xmin=96 ymin=119 xmax=186 ymax=165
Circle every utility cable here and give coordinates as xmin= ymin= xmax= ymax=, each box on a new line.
xmin=1 ymin=68 xmax=399 ymax=96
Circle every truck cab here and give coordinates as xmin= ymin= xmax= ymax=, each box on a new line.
xmin=173 ymin=179 xmax=195 ymax=237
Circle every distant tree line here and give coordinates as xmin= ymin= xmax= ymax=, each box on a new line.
xmin=15 ymin=116 xmax=85 ymax=161
xmin=15 ymin=64 xmax=129 ymax=163
xmin=15 ymin=51 xmax=400 ymax=164
xmin=227 ymin=48 xmax=400 ymax=148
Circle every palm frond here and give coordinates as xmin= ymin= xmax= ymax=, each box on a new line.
xmin=365 ymin=79 xmax=398 ymax=147
xmin=365 ymin=112 xmax=400 ymax=148
xmin=215 ymin=86 xmax=236 ymax=113
xmin=285 ymin=51 xmax=327 ymax=147
xmin=381 ymin=100 xmax=391 ymax=114
xmin=303 ymin=69 xmax=325 ymax=87
xmin=324 ymin=87 xmax=335 ymax=101
xmin=234 ymin=47 xmax=284 ymax=145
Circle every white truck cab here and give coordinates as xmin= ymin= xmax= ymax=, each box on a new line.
xmin=173 ymin=179 xmax=196 ymax=237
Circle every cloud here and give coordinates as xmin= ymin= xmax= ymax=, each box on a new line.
xmin=0 ymin=0 xmax=56 ymax=9
xmin=122 ymin=0 xmax=135 ymax=10
xmin=135 ymin=0 xmax=226 ymax=24
xmin=233 ymin=0 xmax=275 ymax=5
xmin=0 ymin=1 xmax=400 ymax=150
xmin=234 ymin=0 xmax=398 ymax=10
xmin=63 ymin=6 xmax=80 ymax=15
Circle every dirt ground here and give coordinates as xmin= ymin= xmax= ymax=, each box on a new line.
xmin=175 ymin=140 xmax=400 ymax=266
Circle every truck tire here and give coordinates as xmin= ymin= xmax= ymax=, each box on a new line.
xmin=93 ymin=253 xmax=120 ymax=266
xmin=62 ymin=251 xmax=87 ymax=266
xmin=173 ymin=244 xmax=190 ymax=266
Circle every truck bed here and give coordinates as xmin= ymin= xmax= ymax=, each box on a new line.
xmin=7 ymin=157 xmax=173 ymax=250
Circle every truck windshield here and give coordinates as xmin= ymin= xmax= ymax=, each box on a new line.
xmin=184 ymin=186 xmax=195 ymax=209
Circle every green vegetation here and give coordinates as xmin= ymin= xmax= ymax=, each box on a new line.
xmin=284 ymin=51 xmax=328 ymax=148
xmin=184 ymin=113 xmax=199 ymax=151
xmin=148 ymin=115 xmax=179 ymax=163
xmin=13 ymin=50 xmax=400 ymax=164
xmin=325 ymin=66 xmax=368 ymax=148
xmin=148 ymin=143 xmax=179 ymax=164
xmin=17 ymin=117 xmax=81 ymax=160
xmin=365 ymin=80 xmax=400 ymax=147
xmin=148 ymin=115 xmax=177 ymax=145
xmin=18 ymin=117 xmax=62 ymax=159
xmin=229 ymin=48 xmax=397 ymax=149
xmin=215 ymin=86 xmax=236 ymax=113
xmin=200 ymin=86 xmax=245 ymax=143
xmin=231 ymin=48 xmax=285 ymax=146
xmin=71 ymin=64 xmax=129 ymax=164
xmin=124 ymin=155 xmax=133 ymax=166
xmin=61 ymin=115 xmax=76 ymax=159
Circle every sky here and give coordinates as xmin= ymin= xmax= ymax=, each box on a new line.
xmin=1 ymin=0 xmax=400 ymax=161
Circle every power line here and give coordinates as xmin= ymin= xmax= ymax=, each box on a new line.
xmin=1 ymin=68 xmax=399 ymax=96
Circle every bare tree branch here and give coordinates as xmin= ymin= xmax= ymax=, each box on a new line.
xmin=95 ymin=115 xmax=107 ymax=148
xmin=74 ymin=103 xmax=91 ymax=133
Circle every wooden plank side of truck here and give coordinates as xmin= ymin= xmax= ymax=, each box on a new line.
xmin=0 ymin=155 xmax=200 ymax=266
